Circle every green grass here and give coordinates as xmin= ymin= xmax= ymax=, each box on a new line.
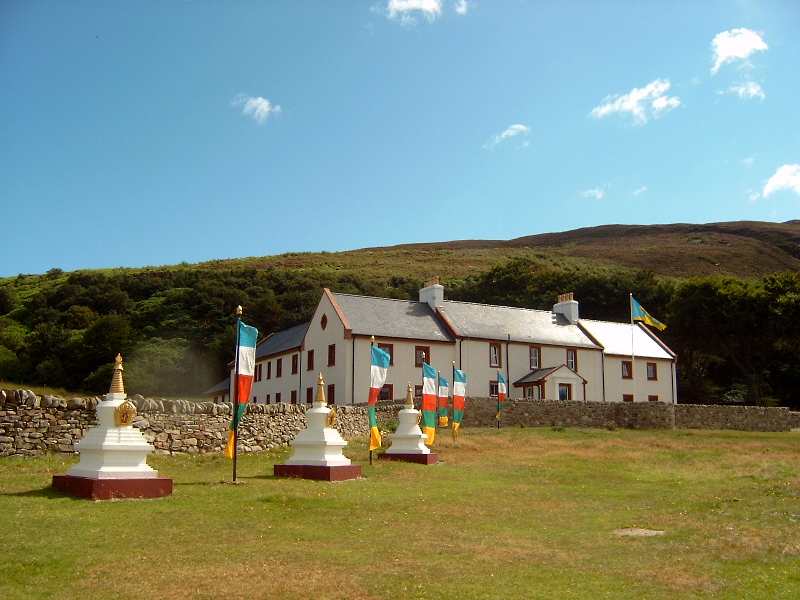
xmin=1 ymin=428 xmax=799 ymax=599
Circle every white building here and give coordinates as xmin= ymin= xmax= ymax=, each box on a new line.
xmin=206 ymin=282 xmax=676 ymax=405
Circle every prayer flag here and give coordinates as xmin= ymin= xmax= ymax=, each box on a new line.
xmin=367 ymin=345 xmax=391 ymax=450
xmin=421 ymin=362 xmax=437 ymax=445
xmin=225 ymin=320 xmax=259 ymax=459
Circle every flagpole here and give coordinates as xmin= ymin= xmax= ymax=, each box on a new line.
xmin=369 ymin=336 xmax=374 ymax=466
xmin=629 ymin=293 xmax=635 ymax=383
xmin=232 ymin=305 xmax=242 ymax=483
xmin=451 ymin=361 xmax=455 ymax=443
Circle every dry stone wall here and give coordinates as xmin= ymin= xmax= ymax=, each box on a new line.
xmin=1 ymin=387 xmax=797 ymax=458
xmin=465 ymin=397 xmax=798 ymax=432
xmin=0 ymin=388 xmax=403 ymax=458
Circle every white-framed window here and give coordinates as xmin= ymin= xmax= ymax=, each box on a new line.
xmin=566 ymin=349 xmax=577 ymax=371
xmin=529 ymin=346 xmax=541 ymax=370
xmin=489 ymin=343 xmax=502 ymax=368
xmin=558 ymin=383 xmax=572 ymax=401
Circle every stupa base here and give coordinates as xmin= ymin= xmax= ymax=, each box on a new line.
xmin=52 ymin=474 xmax=173 ymax=501
xmin=380 ymin=452 xmax=438 ymax=465
xmin=273 ymin=464 xmax=362 ymax=481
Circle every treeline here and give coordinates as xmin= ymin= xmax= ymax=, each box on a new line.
xmin=0 ymin=260 xmax=798 ymax=408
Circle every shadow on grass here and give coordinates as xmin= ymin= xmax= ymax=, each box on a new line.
xmin=1 ymin=486 xmax=82 ymax=500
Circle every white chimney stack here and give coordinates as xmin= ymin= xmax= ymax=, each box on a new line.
xmin=553 ymin=292 xmax=579 ymax=324
xmin=419 ymin=277 xmax=444 ymax=309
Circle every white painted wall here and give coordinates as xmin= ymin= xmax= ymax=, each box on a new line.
xmin=602 ymin=355 xmax=675 ymax=403
xmin=303 ymin=293 xmax=349 ymax=404
xmin=351 ymin=337 xmax=456 ymax=404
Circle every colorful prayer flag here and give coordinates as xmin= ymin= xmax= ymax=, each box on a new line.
xmin=367 ymin=344 xmax=391 ymax=450
xmin=496 ymin=370 xmax=507 ymax=421
xmin=421 ymin=362 xmax=437 ymax=445
xmin=452 ymin=368 xmax=467 ymax=433
xmin=225 ymin=320 xmax=259 ymax=459
xmin=437 ymin=373 xmax=449 ymax=427
xmin=630 ymin=295 xmax=667 ymax=331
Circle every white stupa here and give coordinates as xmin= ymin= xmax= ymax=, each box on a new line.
xmin=52 ymin=354 xmax=172 ymax=499
xmin=382 ymin=384 xmax=438 ymax=464
xmin=274 ymin=373 xmax=361 ymax=481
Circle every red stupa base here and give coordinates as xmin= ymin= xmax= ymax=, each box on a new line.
xmin=273 ymin=464 xmax=362 ymax=481
xmin=379 ymin=453 xmax=438 ymax=465
xmin=52 ymin=475 xmax=173 ymax=501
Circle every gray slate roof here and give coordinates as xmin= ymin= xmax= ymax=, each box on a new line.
xmin=438 ymin=300 xmax=601 ymax=349
xmin=513 ymin=364 xmax=586 ymax=385
xmin=255 ymin=322 xmax=310 ymax=360
xmin=203 ymin=376 xmax=230 ymax=396
xmin=513 ymin=366 xmax=560 ymax=385
xmin=332 ymin=293 xmax=454 ymax=342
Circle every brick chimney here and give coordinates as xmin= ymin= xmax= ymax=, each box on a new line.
xmin=553 ymin=292 xmax=579 ymax=324
xmin=419 ymin=277 xmax=444 ymax=309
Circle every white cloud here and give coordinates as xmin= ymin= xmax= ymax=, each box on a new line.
xmin=741 ymin=156 xmax=755 ymax=168
xmin=633 ymin=186 xmax=648 ymax=196
xmin=484 ymin=123 xmax=529 ymax=150
xmin=386 ymin=0 xmax=442 ymax=24
xmin=747 ymin=189 xmax=761 ymax=203
xmin=724 ymin=81 xmax=766 ymax=100
xmin=454 ymin=0 xmax=469 ymax=15
xmin=232 ymin=94 xmax=281 ymax=124
xmin=590 ymin=79 xmax=681 ymax=125
xmin=581 ymin=188 xmax=605 ymax=200
xmin=763 ymin=164 xmax=800 ymax=198
xmin=711 ymin=28 xmax=768 ymax=74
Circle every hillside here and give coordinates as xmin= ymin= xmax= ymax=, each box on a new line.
xmin=378 ymin=220 xmax=800 ymax=278
xmin=1 ymin=220 xmax=798 ymax=406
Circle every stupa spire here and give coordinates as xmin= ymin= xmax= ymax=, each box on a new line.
xmin=316 ymin=372 xmax=326 ymax=404
xmin=109 ymin=353 xmax=125 ymax=395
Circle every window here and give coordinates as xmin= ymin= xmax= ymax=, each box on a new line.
xmin=523 ymin=385 xmax=541 ymax=400
xmin=621 ymin=361 xmax=632 ymax=379
xmin=254 ymin=363 xmax=261 ymax=382
xmin=307 ymin=349 xmax=314 ymax=371
xmin=276 ymin=358 xmax=283 ymax=378
xmin=489 ymin=381 xmax=499 ymax=398
xmin=292 ymin=354 xmax=299 ymax=375
xmin=291 ymin=390 xmax=297 ymax=404
xmin=266 ymin=393 xmax=270 ymax=404
xmin=327 ymin=384 xmax=335 ymax=405
xmin=306 ymin=387 xmax=313 ymax=404
xmin=566 ymin=348 xmax=577 ymax=371
xmin=558 ymin=383 xmax=572 ymax=401
xmin=648 ymin=395 xmax=659 ymax=402
xmin=647 ymin=362 xmax=658 ymax=381
xmin=414 ymin=385 xmax=423 ymax=400
xmin=328 ymin=344 xmax=336 ymax=367
xmin=378 ymin=343 xmax=394 ymax=365
xmin=379 ymin=384 xmax=393 ymax=401
xmin=622 ymin=394 xmax=634 ymax=402
xmin=253 ymin=396 xmax=257 ymax=403
xmin=489 ymin=343 xmax=502 ymax=368
xmin=414 ymin=346 xmax=430 ymax=367
xmin=276 ymin=392 xmax=282 ymax=403
xmin=267 ymin=361 xmax=272 ymax=380
xmin=320 ymin=314 xmax=327 ymax=330
xmin=529 ymin=346 xmax=541 ymax=370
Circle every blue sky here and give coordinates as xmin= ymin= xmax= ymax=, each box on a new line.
xmin=1 ymin=0 xmax=798 ymax=276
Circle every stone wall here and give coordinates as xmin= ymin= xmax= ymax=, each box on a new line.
xmin=464 ymin=397 xmax=797 ymax=432
xmin=1 ymin=387 xmax=796 ymax=458
xmin=0 ymin=388 xmax=403 ymax=458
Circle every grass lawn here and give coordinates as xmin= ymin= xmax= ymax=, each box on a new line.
xmin=1 ymin=427 xmax=799 ymax=599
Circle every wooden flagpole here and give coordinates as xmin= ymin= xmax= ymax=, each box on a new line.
xmin=374 ymin=335 xmax=378 ymax=466
xmin=232 ymin=305 xmax=242 ymax=483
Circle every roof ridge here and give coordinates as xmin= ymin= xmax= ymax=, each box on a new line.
xmin=441 ymin=299 xmax=554 ymax=315
xmin=332 ymin=291 xmax=420 ymax=304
